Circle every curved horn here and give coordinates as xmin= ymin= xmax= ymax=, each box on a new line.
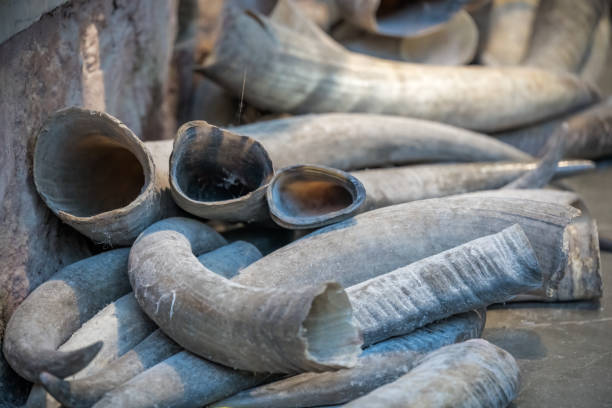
xmin=129 ymin=217 xmax=361 ymax=373
xmin=99 ymin=230 xmax=516 ymax=407
xmin=270 ymin=160 xmax=593 ymax=219
xmin=124 ymin=113 xmax=532 ymax=227
xmin=33 ymin=107 xmax=178 ymax=246
xmin=39 ymin=331 xmax=180 ymax=408
xmin=200 ymin=6 xmax=598 ymax=132
xmin=2 ymin=249 xmax=130 ymax=383
xmin=522 ymin=0 xmax=605 ymax=73
xmin=344 ymin=339 xmax=519 ymax=407
xmin=169 ymin=121 xmax=274 ymax=223
xmin=39 ymin=241 xmax=263 ymax=408
xmin=348 ymin=225 xmax=540 ymax=346
xmin=267 ymin=164 xmax=366 ymax=229
xmin=234 ymin=193 xmax=582 ymax=301
xmin=233 ymin=113 xmax=532 ymax=168
xmin=3 ymin=218 xmax=225 ymax=384
xmin=211 ymin=310 xmax=486 ymax=408
xmin=25 ymin=291 xmax=160 ymax=408
xmin=93 ymin=310 xmax=483 ymax=408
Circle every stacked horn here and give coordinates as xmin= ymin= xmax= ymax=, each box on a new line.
xmin=4 ymin=0 xmax=611 ymax=407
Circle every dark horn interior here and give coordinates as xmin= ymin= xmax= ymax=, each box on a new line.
xmin=276 ymin=175 xmax=354 ymax=217
xmin=34 ymin=112 xmax=147 ymax=218
xmin=173 ymin=127 xmax=273 ymax=203
xmin=268 ymin=165 xmax=366 ymax=229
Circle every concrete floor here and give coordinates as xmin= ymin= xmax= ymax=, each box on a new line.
xmin=484 ymin=166 xmax=612 ymax=408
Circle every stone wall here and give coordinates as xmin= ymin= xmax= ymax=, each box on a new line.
xmin=0 ymin=1 xmax=177 ymax=405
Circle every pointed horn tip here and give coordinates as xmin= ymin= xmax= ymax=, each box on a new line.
xmin=82 ymin=340 xmax=104 ymax=360
xmin=39 ymin=371 xmax=63 ymax=390
xmin=39 ymin=371 xmax=73 ymax=406
xmin=54 ymin=340 xmax=104 ymax=378
xmin=39 ymin=341 xmax=102 ymax=406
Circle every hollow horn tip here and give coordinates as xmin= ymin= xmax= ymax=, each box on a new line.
xmin=170 ymin=121 xmax=274 ymax=223
xmin=267 ymin=164 xmax=366 ymax=230
xmin=33 ymin=107 xmax=165 ymax=246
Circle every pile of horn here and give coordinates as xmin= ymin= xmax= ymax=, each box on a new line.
xmin=4 ymin=0 xmax=611 ymax=407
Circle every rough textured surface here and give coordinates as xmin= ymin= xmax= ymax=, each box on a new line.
xmin=210 ymin=310 xmax=486 ymax=408
xmin=484 ymin=166 xmax=612 ymax=407
xmin=129 ymin=218 xmax=361 ymax=373
xmin=349 ymin=225 xmax=541 ymax=346
xmin=202 ymin=5 xmax=598 ymax=132
xmin=235 ymin=194 xmax=580 ymax=299
xmin=3 ymin=249 xmax=131 ymax=383
xmin=345 ymin=339 xmax=519 ymax=408
xmin=38 ymin=241 xmax=262 ymax=408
